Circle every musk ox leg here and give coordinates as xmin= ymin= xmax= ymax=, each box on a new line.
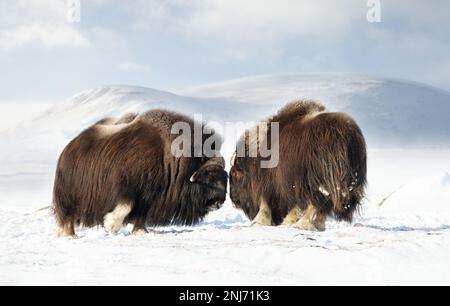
xmin=56 ymin=218 xmax=77 ymax=239
xmin=281 ymin=206 xmax=302 ymax=225
xmin=252 ymin=198 xmax=272 ymax=226
xmin=293 ymin=204 xmax=326 ymax=232
xmin=130 ymin=201 xmax=150 ymax=236
xmin=132 ymin=227 xmax=149 ymax=236
xmin=132 ymin=217 xmax=149 ymax=236
xmin=104 ymin=202 xmax=132 ymax=235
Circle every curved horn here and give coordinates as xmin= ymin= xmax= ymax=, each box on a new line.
xmin=206 ymin=156 xmax=225 ymax=168
xmin=230 ymin=152 xmax=236 ymax=167
xmin=190 ymin=156 xmax=225 ymax=183
xmin=190 ymin=173 xmax=197 ymax=183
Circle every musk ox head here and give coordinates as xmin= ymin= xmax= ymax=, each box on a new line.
xmin=189 ymin=156 xmax=228 ymax=213
xmin=229 ymin=152 xmax=258 ymax=219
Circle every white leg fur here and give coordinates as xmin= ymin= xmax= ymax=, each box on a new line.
xmin=293 ymin=205 xmax=326 ymax=232
xmin=104 ymin=202 xmax=132 ymax=234
xmin=252 ymin=198 xmax=272 ymax=226
xmin=282 ymin=206 xmax=302 ymax=225
xmin=56 ymin=224 xmax=77 ymax=239
xmin=56 ymin=215 xmax=77 ymax=239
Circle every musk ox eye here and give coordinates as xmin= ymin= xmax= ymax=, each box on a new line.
xmin=232 ymin=169 xmax=244 ymax=179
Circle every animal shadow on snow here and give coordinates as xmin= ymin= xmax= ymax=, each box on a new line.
xmin=363 ymin=224 xmax=450 ymax=234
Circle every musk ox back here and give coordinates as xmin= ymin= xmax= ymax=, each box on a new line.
xmin=53 ymin=110 xmax=228 ymax=237
xmin=230 ymin=100 xmax=367 ymax=231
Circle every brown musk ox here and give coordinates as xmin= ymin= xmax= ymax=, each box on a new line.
xmin=53 ymin=110 xmax=228 ymax=238
xmin=229 ymin=100 xmax=367 ymax=231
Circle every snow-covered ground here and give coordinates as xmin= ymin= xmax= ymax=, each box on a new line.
xmin=1 ymin=74 xmax=449 ymax=285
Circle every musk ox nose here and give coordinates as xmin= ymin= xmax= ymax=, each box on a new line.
xmin=216 ymin=181 xmax=226 ymax=193
xmin=208 ymin=200 xmax=224 ymax=212
xmin=229 ymin=190 xmax=240 ymax=207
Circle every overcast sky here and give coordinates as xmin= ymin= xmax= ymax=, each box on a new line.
xmin=1 ymin=0 xmax=449 ymax=104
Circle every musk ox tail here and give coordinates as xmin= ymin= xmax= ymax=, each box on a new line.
xmin=304 ymin=112 xmax=367 ymax=222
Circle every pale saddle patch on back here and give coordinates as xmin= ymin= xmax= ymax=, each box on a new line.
xmin=95 ymin=123 xmax=129 ymax=139
xmin=302 ymin=110 xmax=322 ymax=124
xmin=104 ymin=202 xmax=132 ymax=234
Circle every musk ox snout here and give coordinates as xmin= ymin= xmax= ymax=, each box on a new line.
xmin=229 ymin=160 xmax=252 ymax=214
xmin=190 ymin=157 xmax=228 ymax=212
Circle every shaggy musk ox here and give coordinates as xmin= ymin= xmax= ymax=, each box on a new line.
xmin=53 ymin=110 xmax=227 ymax=238
xmin=230 ymin=100 xmax=367 ymax=231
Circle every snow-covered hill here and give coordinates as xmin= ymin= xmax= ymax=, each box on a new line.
xmin=1 ymin=74 xmax=450 ymax=285
xmin=4 ymin=74 xmax=450 ymax=154
xmin=184 ymin=73 xmax=450 ymax=147
xmin=2 ymin=74 xmax=449 ymax=168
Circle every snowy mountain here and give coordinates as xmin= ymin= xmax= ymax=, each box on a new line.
xmin=5 ymin=74 xmax=450 ymax=155
xmin=184 ymin=73 xmax=450 ymax=147
xmin=0 ymin=85 xmax=262 ymax=166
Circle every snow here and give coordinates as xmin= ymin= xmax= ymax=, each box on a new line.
xmin=1 ymin=74 xmax=450 ymax=285
xmin=0 ymin=103 xmax=52 ymax=133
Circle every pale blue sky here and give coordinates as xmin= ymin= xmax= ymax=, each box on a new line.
xmin=1 ymin=0 xmax=449 ymax=104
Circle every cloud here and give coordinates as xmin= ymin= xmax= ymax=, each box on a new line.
xmin=117 ymin=61 xmax=150 ymax=73
xmin=127 ymin=0 xmax=365 ymax=58
xmin=89 ymin=27 xmax=126 ymax=49
xmin=0 ymin=23 xmax=89 ymax=49
xmin=0 ymin=0 xmax=89 ymax=50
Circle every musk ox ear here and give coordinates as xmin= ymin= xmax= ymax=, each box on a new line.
xmin=190 ymin=157 xmax=226 ymax=184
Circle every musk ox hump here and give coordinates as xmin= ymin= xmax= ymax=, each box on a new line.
xmin=274 ymin=99 xmax=326 ymax=121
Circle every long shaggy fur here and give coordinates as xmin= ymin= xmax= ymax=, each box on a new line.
xmin=230 ymin=100 xmax=367 ymax=225
xmin=53 ymin=110 xmax=228 ymax=235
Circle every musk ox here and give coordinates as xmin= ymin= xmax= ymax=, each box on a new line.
xmin=230 ymin=100 xmax=367 ymax=231
xmin=53 ymin=110 xmax=228 ymax=238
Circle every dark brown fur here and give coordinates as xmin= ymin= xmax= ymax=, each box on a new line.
xmin=230 ymin=100 xmax=367 ymax=225
xmin=53 ymin=110 xmax=228 ymax=235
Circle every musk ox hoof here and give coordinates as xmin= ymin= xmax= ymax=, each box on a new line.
xmin=104 ymin=222 xmax=121 ymax=235
xmin=293 ymin=219 xmax=326 ymax=232
xmin=57 ymin=232 xmax=79 ymax=239
xmin=251 ymin=218 xmax=272 ymax=227
xmin=132 ymin=228 xmax=149 ymax=236
xmin=56 ymin=222 xmax=77 ymax=239
xmin=56 ymin=230 xmax=78 ymax=239
xmin=104 ymin=214 xmax=123 ymax=234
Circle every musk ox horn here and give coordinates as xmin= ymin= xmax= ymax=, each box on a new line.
xmin=209 ymin=156 xmax=225 ymax=168
xmin=190 ymin=156 xmax=225 ymax=183
xmin=230 ymin=152 xmax=236 ymax=167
